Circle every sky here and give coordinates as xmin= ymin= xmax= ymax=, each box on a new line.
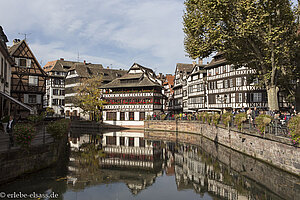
xmin=0 ymin=0 xmax=298 ymax=75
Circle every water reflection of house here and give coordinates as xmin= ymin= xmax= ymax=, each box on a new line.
xmin=69 ymin=134 xmax=100 ymax=151
xmin=175 ymin=143 xmax=248 ymax=200
xmin=101 ymin=131 xmax=162 ymax=169
xmin=67 ymin=131 xmax=164 ymax=195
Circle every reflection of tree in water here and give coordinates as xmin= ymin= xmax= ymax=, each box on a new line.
xmin=72 ymin=143 xmax=105 ymax=171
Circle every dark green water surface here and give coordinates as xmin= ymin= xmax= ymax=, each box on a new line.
xmin=0 ymin=130 xmax=299 ymax=200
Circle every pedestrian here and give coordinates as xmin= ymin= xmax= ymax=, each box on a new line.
xmin=289 ymin=106 xmax=296 ymax=117
xmin=7 ymin=116 xmax=16 ymax=147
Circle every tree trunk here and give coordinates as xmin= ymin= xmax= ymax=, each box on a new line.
xmin=267 ymin=86 xmax=279 ymax=111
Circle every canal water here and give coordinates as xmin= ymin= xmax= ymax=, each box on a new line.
xmin=0 ymin=130 xmax=299 ymax=200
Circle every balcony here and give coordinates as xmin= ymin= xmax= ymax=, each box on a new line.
xmin=102 ymin=92 xmax=162 ymax=98
xmin=103 ymin=104 xmax=163 ymax=110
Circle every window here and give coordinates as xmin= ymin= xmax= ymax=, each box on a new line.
xmin=69 ymin=70 xmax=75 ymax=75
xmin=28 ymin=95 xmax=37 ymax=104
xmin=217 ymin=80 xmax=223 ymax=89
xmin=120 ymin=112 xmax=125 ymax=120
xmin=120 ymin=137 xmax=125 ymax=146
xmin=140 ymin=112 xmax=145 ymax=121
xmin=229 ymin=79 xmax=233 ymax=88
xmin=19 ymin=58 xmax=27 ymax=67
xmin=224 ymin=80 xmax=228 ymax=88
xmin=253 ymin=93 xmax=262 ymax=102
xmin=29 ymin=76 xmax=38 ymax=86
xmin=236 ymin=77 xmax=242 ymax=86
xmin=60 ymin=90 xmax=65 ymax=95
xmin=107 ymin=112 xmax=116 ymax=120
xmin=129 ymin=137 xmax=134 ymax=146
xmin=238 ymin=93 xmax=243 ymax=103
xmin=231 ymin=93 xmax=235 ymax=103
xmin=106 ymin=136 xmax=116 ymax=145
xmin=53 ymin=89 xmax=59 ymax=95
xmin=139 ymin=138 xmax=145 ymax=147
xmin=129 ymin=112 xmax=134 ymax=121
xmin=59 ymin=99 xmax=64 ymax=106
xmin=53 ymin=99 xmax=59 ymax=105
xmin=66 ymin=110 xmax=70 ymax=116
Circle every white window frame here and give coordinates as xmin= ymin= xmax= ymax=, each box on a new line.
xmin=29 ymin=76 xmax=38 ymax=86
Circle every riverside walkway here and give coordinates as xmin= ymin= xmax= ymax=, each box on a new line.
xmin=0 ymin=126 xmax=54 ymax=152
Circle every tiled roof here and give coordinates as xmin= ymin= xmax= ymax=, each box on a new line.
xmin=43 ymin=59 xmax=79 ymax=72
xmin=163 ymin=74 xmax=175 ymax=86
xmin=176 ymin=63 xmax=194 ymax=73
xmin=205 ymin=54 xmax=227 ymax=69
xmin=101 ymin=63 xmax=161 ymax=89
xmin=8 ymin=40 xmax=23 ymax=55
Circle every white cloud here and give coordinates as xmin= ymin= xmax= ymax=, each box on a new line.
xmin=1 ymin=0 xmax=195 ymax=74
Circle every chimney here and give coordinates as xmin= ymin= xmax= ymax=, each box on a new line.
xmin=198 ymin=58 xmax=203 ymax=65
xmin=13 ymin=39 xmax=21 ymax=45
xmin=60 ymin=58 xmax=64 ymax=61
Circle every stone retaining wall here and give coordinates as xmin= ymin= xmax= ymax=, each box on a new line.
xmin=144 ymin=120 xmax=300 ymax=176
xmin=0 ymin=136 xmax=68 ymax=185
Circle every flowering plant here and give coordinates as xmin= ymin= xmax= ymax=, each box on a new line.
xmin=222 ymin=112 xmax=233 ymax=127
xmin=234 ymin=113 xmax=247 ymax=130
xmin=255 ymin=114 xmax=272 ymax=135
xmin=287 ymin=115 xmax=300 ymax=145
xmin=13 ymin=123 xmax=35 ymax=148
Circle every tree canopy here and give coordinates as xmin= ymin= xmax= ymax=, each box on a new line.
xmin=74 ymin=75 xmax=104 ymax=121
xmin=183 ymin=0 xmax=300 ymax=110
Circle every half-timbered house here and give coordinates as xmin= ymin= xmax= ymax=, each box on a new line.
xmin=173 ymin=63 xmax=194 ymax=114
xmin=101 ymin=63 xmax=164 ymax=127
xmin=64 ymin=63 xmax=126 ymax=120
xmin=185 ymin=61 xmax=207 ymax=112
xmin=162 ymin=74 xmax=175 ymax=113
xmin=9 ymin=39 xmax=47 ymax=117
xmin=205 ymin=52 xmax=267 ymax=110
xmin=43 ymin=58 xmax=78 ymax=116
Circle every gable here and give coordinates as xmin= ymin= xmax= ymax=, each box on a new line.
xmin=10 ymin=40 xmax=47 ymax=77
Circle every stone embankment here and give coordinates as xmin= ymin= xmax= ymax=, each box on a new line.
xmin=0 ymin=135 xmax=68 ymax=185
xmin=144 ymin=120 xmax=300 ymax=176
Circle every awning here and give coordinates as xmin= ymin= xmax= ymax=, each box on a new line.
xmin=0 ymin=91 xmax=34 ymax=112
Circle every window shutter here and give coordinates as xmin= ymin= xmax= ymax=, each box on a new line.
xmin=26 ymin=59 xmax=31 ymax=68
xmin=15 ymin=58 xmax=19 ymax=66
xmin=24 ymin=94 xmax=28 ymax=103
xmin=37 ymin=95 xmax=41 ymax=104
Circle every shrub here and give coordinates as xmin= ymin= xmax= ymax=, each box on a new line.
xmin=206 ymin=113 xmax=213 ymax=125
xmin=200 ymin=112 xmax=206 ymax=123
xmin=222 ymin=112 xmax=233 ymax=127
xmin=234 ymin=113 xmax=247 ymax=130
xmin=287 ymin=115 xmax=300 ymax=145
xmin=255 ymin=114 xmax=273 ymax=134
xmin=212 ymin=113 xmax=221 ymax=126
xmin=13 ymin=123 xmax=35 ymax=148
xmin=28 ymin=112 xmax=45 ymax=124
xmin=47 ymin=119 xmax=70 ymax=140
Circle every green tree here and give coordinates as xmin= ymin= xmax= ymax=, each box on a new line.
xmin=183 ymin=0 xmax=300 ymax=110
xmin=74 ymin=75 xmax=104 ymax=121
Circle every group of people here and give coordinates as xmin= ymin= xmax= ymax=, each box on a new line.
xmin=232 ymin=105 xmax=297 ymax=124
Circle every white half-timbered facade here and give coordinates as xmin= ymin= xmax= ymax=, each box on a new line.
xmin=101 ymin=63 xmax=164 ymax=127
xmin=205 ymin=53 xmax=267 ymax=109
